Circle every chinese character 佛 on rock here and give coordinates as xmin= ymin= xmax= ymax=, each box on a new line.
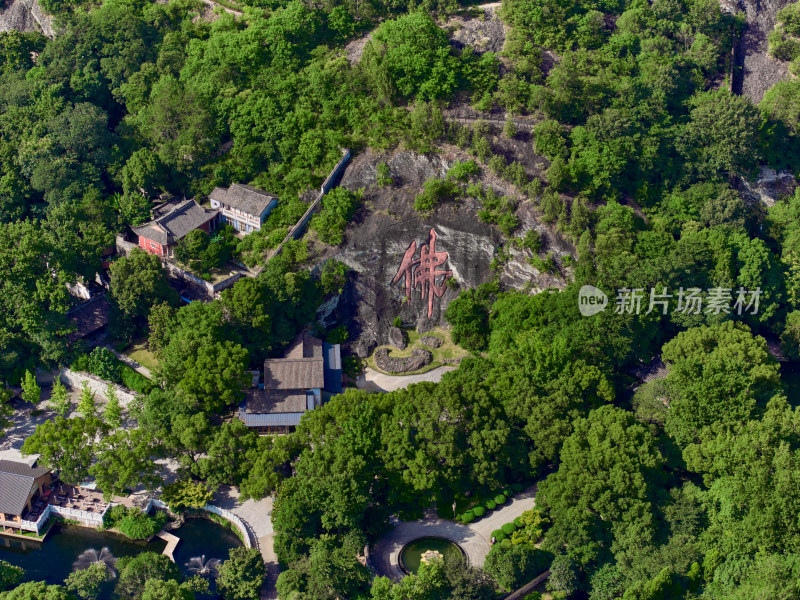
xmin=391 ymin=228 xmax=453 ymax=319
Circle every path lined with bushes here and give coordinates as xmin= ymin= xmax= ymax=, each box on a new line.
xmin=370 ymin=485 xmax=537 ymax=581
xmin=470 ymin=484 xmax=537 ymax=544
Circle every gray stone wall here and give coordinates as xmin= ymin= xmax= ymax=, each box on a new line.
xmin=59 ymin=369 xmax=138 ymax=406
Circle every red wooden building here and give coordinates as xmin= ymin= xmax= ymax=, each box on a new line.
xmin=132 ymin=199 xmax=218 ymax=258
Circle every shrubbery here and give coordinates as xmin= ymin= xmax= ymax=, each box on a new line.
xmin=118 ymin=511 xmax=167 ymax=540
xmin=502 ymin=522 xmax=516 ymax=535
xmin=105 ymin=506 xmax=168 ymax=540
xmin=484 ymin=544 xmax=553 ymax=591
xmin=73 ymin=347 xmax=120 ymax=382
xmin=486 ymin=499 xmax=497 ymax=510
xmin=120 ymin=366 xmax=153 ymax=394
xmin=161 ymin=479 xmax=214 ymax=512
xmin=413 ymin=178 xmax=459 ymax=213
xmin=175 ymin=225 xmax=236 ymax=276
xmin=447 ymin=159 xmax=480 ymax=182
xmin=309 ymin=188 xmax=363 ymax=246
xmin=73 ymin=347 xmax=154 ymax=394
xmin=473 ymin=506 xmax=486 ymax=517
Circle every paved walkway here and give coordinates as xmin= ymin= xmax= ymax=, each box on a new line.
xmin=0 ymin=392 xmax=78 ymax=464
xmin=106 ymin=346 xmax=152 ymax=379
xmin=213 ymin=486 xmax=278 ymax=599
xmin=371 ymin=485 xmax=538 ymax=581
xmin=356 ymin=366 xmax=457 ymax=393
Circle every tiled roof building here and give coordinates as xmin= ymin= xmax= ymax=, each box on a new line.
xmin=132 ymin=199 xmax=218 ymax=258
xmin=240 ymin=333 xmax=342 ymax=433
xmin=209 ymin=184 xmax=278 ymax=234
xmin=0 ymin=460 xmax=51 ymax=524
xmin=65 ymin=295 xmax=111 ymax=344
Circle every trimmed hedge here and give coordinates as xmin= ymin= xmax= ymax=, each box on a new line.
xmin=495 ymin=494 xmax=507 ymax=505
xmin=491 ymin=529 xmax=506 ymax=542
xmin=473 ymin=506 xmax=486 ymax=517
xmin=73 ymin=349 xmax=154 ymax=395
xmin=461 ymin=511 xmax=476 ymax=524
xmin=120 ymin=366 xmax=154 ymax=394
xmin=511 ymin=483 xmax=524 ymax=493
xmin=514 ymin=516 xmax=525 ymax=528
xmin=486 ymin=499 xmax=497 ymax=510
xmin=501 ymin=522 xmax=516 ymax=535
xmin=502 ymin=489 xmax=512 ymax=497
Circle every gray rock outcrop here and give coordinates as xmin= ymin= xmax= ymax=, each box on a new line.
xmin=734 ymin=0 xmax=793 ymax=102
xmin=740 ymin=166 xmax=798 ymax=207
xmin=448 ymin=4 xmax=506 ymax=55
xmin=0 ymin=0 xmax=54 ymax=37
xmin=374 ymin=348 xmax=432 ymax=373
xmin=325 ymin=149 xmax=568 ymax=358
xmin=419 ymin=336 xmax=443 ymax=348
xmin=388 ymin=326 xmax=407 ymax=350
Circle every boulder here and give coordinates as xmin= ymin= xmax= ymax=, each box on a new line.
xmin=388 ymin=326 xmax=407 ymax=350
xmin=416 ymin=318 xmax=437 ymax=335
xmin=419 ymin=336 xmax=443 ymax=348
xmin=374 ymin=348 xmax=432 ymax=374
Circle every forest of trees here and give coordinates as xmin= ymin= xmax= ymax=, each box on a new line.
xmin=1 ymin=0 xmax=800 ymax=595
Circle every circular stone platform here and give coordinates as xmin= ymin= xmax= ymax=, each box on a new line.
xmin=370 ymin=515 xmax=490 ymax=581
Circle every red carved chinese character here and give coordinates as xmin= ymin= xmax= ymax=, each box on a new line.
xmin=391 ymin=228 xmax=453 ymax=318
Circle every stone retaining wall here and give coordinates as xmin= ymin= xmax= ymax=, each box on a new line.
xmin=264 ymin=148 xmax=351 ymax=264
xmin=59 ymin=369 xmax=138 ymax=406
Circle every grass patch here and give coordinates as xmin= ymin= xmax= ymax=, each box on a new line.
xmin=125 ymin=340 xmax=160 ymax=371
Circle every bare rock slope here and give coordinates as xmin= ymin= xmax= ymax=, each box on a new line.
xmin=321 ymin=149 xmax=567 ymax=358
xmin=737 ymin=0 xmax=794 ymax=102
xmin=0 ymin=0 xmax=54 ymax=36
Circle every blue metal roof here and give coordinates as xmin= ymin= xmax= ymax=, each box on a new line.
xmin=239 ymin=407 xmax=304 ymax=427
xmin=322 ymin=342 xmax=342 ymax=395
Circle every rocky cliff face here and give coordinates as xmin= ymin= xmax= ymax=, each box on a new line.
xmin=0 ymin=0 xmax=54 ymax=37
xmin=318 ymin=149 xmax=568 ymax=357
xmin=734 ymin=0 xmax=793 ymax=102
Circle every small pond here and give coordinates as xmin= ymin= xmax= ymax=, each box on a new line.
xmin=399 ymin=537 xmax=464 ymax=575
xmin=0 ymin=516 xmax=241 ymax=596
xmin=172 ymin=517 xmax=243 ymax=573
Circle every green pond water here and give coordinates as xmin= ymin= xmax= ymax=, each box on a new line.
xmin=0 ymin=517 xmax=241 ymax=597
xmin=399 ymin=537 xmax=464 ymax=575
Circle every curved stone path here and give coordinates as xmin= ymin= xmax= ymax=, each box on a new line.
xmin=356 ymin=366 xmax=457 ymax=393
xmin=371 ymin=485 xmax=537 ymax=581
